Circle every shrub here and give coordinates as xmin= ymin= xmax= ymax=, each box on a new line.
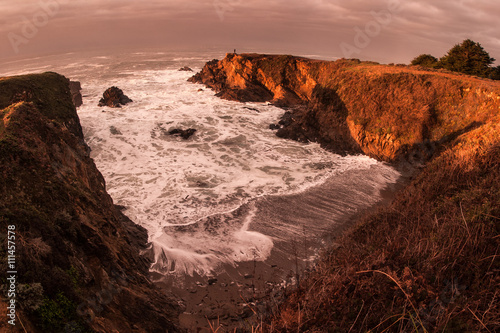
xmin=411 ymin=54 xmax=439 ymax=68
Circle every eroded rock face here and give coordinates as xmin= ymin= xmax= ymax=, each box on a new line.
xmin=0 ymin=73 xmax=181 ymax=332
xmin=190 ymin=53 xmax=500 ymax=163
xmin=189 ymin=54 xmax=360 ymax=155
xmin=188 ymin=56 xmax=274 ymax=103
xmin=69 ymin=81 xmax=83 ymax=107
xmin=98 ymin=86 xmax=133 ymax=108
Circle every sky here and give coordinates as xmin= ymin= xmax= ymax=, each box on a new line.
xmin=1 ymin=0 xmax=499 ymax=64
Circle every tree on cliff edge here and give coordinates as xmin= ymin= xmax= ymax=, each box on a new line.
xmin=439 ymin=39 xmax=495 ymax=78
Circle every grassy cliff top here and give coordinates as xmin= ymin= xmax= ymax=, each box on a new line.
xmin=0 ymin=72 xmax=81 ymax=137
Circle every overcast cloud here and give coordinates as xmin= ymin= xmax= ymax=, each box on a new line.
xmin=1 ymin=0 xmax=499 ymax=64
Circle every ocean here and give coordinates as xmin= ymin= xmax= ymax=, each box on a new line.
xmin=3 ymin=49 xmax=400 ymax=326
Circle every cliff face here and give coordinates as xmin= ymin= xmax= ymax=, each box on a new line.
xmin=191 ymin=54 xmax=500 ymax=164
xmin=0 ymin=73 xmax=180 ymax=332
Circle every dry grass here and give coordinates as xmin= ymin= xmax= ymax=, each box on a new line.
xmin=263 ymin=116 xmax=500 ymax=332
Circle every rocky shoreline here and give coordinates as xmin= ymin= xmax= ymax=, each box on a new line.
xmin=190 ymin=53 xmax=500 ymax=169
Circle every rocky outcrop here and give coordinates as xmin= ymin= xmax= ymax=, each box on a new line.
xmin=98 ymin=86 xmax=133 ymax=108
xmin=178 ymin=66 xmax=193 ymax=72
xmin=188 ymin=57 xmax=274 ymax=103
xmin=69 ymin=81 xmax=83 ymax=107
xmin=191 ymin=54 xmax=500 ymax=164
xmin=168 ymin=128 xmax=197 ymax=139
xmin=0 ymin=73 xmax=181 ymax=332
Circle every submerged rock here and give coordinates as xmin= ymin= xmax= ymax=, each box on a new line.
xmin=269 ymin=124 xmax=281 ymax=130
xmin=169 ymin=128 xmax=197 ymax=139
xmin=179 ymin=66 xmax=193 ymax=72
xmin=98 ymin=86 xmax=133 ymax=108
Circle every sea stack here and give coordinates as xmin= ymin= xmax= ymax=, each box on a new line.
xmin=98 ymin=86 xmax=133 ymax=108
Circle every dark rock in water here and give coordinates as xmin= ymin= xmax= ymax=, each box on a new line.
xmin=69 ymin=81 xmax=83 ymax=107
xmin=98 ymin=86 xmax=133 ymax=108
xmin=109 ymin=125 xmax=122 ymax=135
xmin=179 ymin=66 xmax=193 ymax=72
xmin=169 ymin=128 xmax=197 ymax=139
xmin=244 ymin=106 xmax=260 ymax=113
xmin=278 ymin=111 xmax=294 ymax=127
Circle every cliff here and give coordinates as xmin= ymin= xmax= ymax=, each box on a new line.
xmin=192 ymin=54 xmax=500 ymax=332
xmin=191 ymin=53 xmax=500 ymax=165
xmin=0 ymin=73 xmax=181 ymax=332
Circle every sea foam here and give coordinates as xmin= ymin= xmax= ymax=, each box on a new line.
xmin=5 ymin=51 xmax=400 ymax=278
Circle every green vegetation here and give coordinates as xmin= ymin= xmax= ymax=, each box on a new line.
xmin=37 ymin=292 xmax=89 ymax=332
xmin=410 ymin=54 xmax=439 ymax=68
xmin=440 ymin=39 xmax=495 ymax=77
xmin=411 ymin=39 xmax=498 ymax=79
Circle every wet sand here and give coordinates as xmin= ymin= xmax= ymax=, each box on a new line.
xmin=151 ymin=165 xmax=407 ymax=332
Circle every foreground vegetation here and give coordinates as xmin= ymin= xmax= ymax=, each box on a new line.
xmin=267 ymin=118 xmax=499 ymax=332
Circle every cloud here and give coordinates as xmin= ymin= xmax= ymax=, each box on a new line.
xmin=1 ymin=0 xmax=499 ymax=63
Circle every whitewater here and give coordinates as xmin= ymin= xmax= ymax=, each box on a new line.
xmin=3 ymin=50 xmax=401 ymax=281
